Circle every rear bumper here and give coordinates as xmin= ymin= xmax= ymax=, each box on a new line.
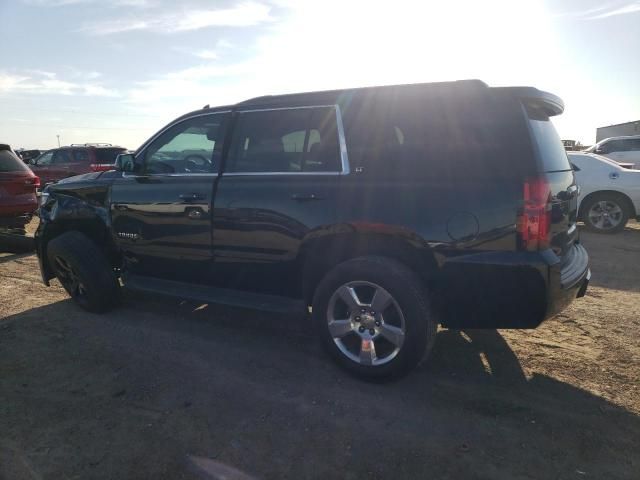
xmin=438 ymin=244 xmax=590 ymax=329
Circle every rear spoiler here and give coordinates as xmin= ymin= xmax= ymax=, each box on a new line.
xmin=492 ymin=86 xmax=564 ymax=116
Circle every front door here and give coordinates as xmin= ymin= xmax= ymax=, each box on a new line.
xmin=110 ymin=112 xmax=229 ymax=283
xmin=212 ymin=105 xmax=344 ymax=297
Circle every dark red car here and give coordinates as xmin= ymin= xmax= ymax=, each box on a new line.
xmin=30 ymin=144 xmax=126 ymax=185
xmin=0 ymin=144 xmax=39 ymax=231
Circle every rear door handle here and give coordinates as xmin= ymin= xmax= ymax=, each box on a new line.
xmin=291 ymin=193 xmax=323 ymax=201
xmin=179 ymin=192 xmax=205 ymax=201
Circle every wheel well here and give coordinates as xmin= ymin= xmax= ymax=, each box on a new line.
xmin=299 ymin=233 xmax=437 ymax=305
xmin=579 ymin=190 xmax=636 ymax=219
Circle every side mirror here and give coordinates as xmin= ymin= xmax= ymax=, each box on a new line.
xmin=594 ymin=146 xmax=605 ymax=154
xmin=115 ymin=153 xmax=140 ymax=173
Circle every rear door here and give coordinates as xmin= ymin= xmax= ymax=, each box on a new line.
xmin=110 ymin=112 xmax=229 ymax=283
xmin=211 ymin=105 xmax=343 ymax=297
xmin=526 ymin=104 xmax=578 ymax=258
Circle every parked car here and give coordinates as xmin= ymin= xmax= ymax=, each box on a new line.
xmin=584 ymin=135 xmax=640 ymax=169
xmin=36 ymin=80 xmax=590 ymax=379
xmin=31 ymin=143 xmax=126 ymax=186
xmin=16 ymin=149 xmax=42 ymax=164
xmin=569 ymin=152 xmax=640 ymax=233
xmin=0 ymin=144 xmax=39 ymax=232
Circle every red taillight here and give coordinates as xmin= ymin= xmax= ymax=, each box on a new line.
xmin=517 ymin=177 xmax=551 ymax=251
xmin=24 ymin=176 xmax=40 ymax=188
xmin=90 ymin=163 xmax=114 ymax=172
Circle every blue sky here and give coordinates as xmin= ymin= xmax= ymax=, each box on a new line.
xmin=1 ymin=0 xmax=639 ymax=149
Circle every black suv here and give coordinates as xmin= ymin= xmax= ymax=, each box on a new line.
xmin=36 ymin=80 xmax=590 ymax=379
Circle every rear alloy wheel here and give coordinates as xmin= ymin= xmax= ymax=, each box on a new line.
xmin=327 ymin=281 xmax=406 ymax=367
xmin=582 ymin=194 xmax=630 ymax=233
xmin=313 ymin=256 xmax=436 ymax=380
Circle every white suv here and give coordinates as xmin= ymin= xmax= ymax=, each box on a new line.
xmin=585 ymin=135 xmax=640 ymax=169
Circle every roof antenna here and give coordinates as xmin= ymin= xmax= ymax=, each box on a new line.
xmin=202 ymin=104 xmax=210 ymax=109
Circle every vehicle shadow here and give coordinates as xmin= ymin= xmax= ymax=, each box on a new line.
xmin=579 ymin=224 xmax=640 ymax=292
xmin=1 ymin=297 xmax=638 ymax=480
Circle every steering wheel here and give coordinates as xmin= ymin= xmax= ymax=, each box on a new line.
xmin=184 ymin=154 xmax=212 ymax=173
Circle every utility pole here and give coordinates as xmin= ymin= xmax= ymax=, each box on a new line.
xmin=56 ymin=135 xmax=60 ymax=147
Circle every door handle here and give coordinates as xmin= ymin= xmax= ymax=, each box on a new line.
xmin=291 ymin=193 xmax=323 ymax=201
xmin=179 ymin=192 xmax=205 ymax=202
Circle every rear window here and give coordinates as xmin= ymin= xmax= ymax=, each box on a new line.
xmin=527 ymin=106 xmax=571 ymax=172
xmin=0 ymin=149 xmax=30 ymax=173
xmin=94 ymin=148 xmax=125 ymax=164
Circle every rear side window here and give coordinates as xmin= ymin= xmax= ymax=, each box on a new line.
xmin=526 ymin=105 xmax=571 ymax=172
xmin=0 ymin=149 xmax=29 ymax=172
xmin=226 ymin=107 xmax=341 ymax=173
xmin=73 ymin=150 xmax=91 ymax=163
xmin=95 ymin=148 xmax=125 ymax=164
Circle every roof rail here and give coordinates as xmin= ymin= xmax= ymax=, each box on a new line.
xmin=69 ymin=143 xmax=113 ymax=147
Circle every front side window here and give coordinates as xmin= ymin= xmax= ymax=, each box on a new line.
xmin=143 ymin=113 xmax=228 ymax=174
xmin=226 ymin=107 xmax=341 ymax=173
xmin=604 ymin=140 xmax=622 ymax=153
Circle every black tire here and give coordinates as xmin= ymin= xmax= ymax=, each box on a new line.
xmin=47 ymin=231 xmax=120 ymax=313
xmin=581 ymin=193 xmax=630 ymax=234
xmin=312 ymin=256 xmax=437 ymax=380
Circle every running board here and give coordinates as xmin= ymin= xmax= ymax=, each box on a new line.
xmin=123 ymin=274 xmax=307 ymax=315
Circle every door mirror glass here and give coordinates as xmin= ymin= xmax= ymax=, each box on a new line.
xmin=115 ymin=153 xmax=137 ymax=172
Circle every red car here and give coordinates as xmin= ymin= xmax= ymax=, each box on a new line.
xmin=30 ymin=144 xmax=126 ymax=185
xmin=0 ymin=144 xmax=39 ymax=231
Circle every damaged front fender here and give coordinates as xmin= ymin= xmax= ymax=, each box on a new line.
xmin=36 ymin=182 xmax=117 ymax=285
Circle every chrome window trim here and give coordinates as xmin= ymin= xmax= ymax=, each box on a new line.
xmin=125 ymin=104 xmax=351 ymax=178
xmin=225 ymin=104 xmax=350 ymax=176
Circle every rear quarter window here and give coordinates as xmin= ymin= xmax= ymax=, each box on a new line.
xmin=0 ymin=150 xmax=29 ymax=172
xmin=342 ymin=88 xmax=530 ymax=181
xmin=526 ymin=106 xmax=571 ymax=172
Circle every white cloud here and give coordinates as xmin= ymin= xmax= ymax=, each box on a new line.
xmin=0 ymin=71 xmax=119 ymax=97
xmin=83 ymin=1 xmax=272 ymax=35
xmin=193 ymin=50 xmax=218 ymax=60
xmin=588 ymin=1 xmax=640 ymax=19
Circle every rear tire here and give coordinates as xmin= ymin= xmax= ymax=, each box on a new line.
xmin=581 ymin=193 xmax=630 ymax=233
xmin=47 ymin=231 xmax=120 ymax=313
xmin=312 ymin=256 xmax=437 ymax=380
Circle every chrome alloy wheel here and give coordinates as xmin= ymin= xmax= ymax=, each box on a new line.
xmin=588 ymin=200 xmax=623 ymax=231
xmin=326 ymin=281 xmax=406 ymax=366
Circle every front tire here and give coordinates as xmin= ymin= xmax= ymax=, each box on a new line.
xmin=581 ymin=193 xmax=630 ymax=233
xmin=47 ymin=231 xmax=120 ymax=313
xmin=312 ymin=256 xmax=437 ymax=380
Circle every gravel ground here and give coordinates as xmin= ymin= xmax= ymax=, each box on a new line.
xmin=0 ymin=221 xmax=638 ymax=479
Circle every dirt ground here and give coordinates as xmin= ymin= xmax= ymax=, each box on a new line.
xmin=1 ymin=221 xmax=639 ymax=479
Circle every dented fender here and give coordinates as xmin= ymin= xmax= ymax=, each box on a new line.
xmin=36 ymin=173 xmax=118 ymax=285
